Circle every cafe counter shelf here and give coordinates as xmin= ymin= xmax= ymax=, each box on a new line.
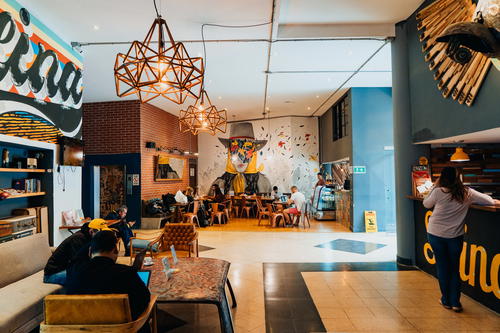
xmin=407 ymin=195 xmax=500 ymax=313
xmin=407 ymin=195 xmax=500 ymax=212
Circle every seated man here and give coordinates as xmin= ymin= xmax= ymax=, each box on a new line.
xmin=105 ymin=205 xmax=135 ymax=256
xmin=43 ymin=219 xmax=111 ymax=285
xmin=66 ymin=230 xmax=151 ymax=324
xmin=283 ymin=186 xmax=306 ymax=226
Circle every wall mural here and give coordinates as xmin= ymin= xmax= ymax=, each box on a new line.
xmin=0 ymin=0 xmax=83 ymax=143
xmin=198 ymin=117 xmax=319 ymax=198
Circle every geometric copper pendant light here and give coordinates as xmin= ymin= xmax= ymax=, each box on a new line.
xmin=179 ymin=89 xmax=227 ymax=135
xmin=114 ymin=2 xmax=204 ymax=104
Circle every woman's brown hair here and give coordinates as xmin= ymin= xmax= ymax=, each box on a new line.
xmin=436 ymin=166 xmax=469 ymax=203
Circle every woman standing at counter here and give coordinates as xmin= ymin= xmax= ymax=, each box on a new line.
xmin=423 ymin=167 xmax=499 ymax=312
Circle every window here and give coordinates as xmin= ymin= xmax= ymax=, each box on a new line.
xmin=332 ymin=95 xmax=348 ymax=141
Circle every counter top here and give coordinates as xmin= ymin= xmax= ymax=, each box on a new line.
xmin=407 ymin=195 xmax=500 ymax=213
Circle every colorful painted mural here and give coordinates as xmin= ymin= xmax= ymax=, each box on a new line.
xmin=0 ymin=0 xmax=83 ymax=143
xmin=198 ymin=117 xmax=319 ymax=198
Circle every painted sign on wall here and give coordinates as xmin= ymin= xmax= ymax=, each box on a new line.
xmin=0 ymin=0 xmax=83 ymax=143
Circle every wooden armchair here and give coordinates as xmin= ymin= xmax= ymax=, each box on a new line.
xmin=40 ymin=294 xmax=158 ymax=333
xmin=210 ymin=203 xmax=225 ymax=225
xmin=162 ymin=223 xmax=199 ymax=257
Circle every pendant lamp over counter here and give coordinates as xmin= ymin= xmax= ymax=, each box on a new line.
xmin=450 ymin=147 xmax=470 ymax=162
xmin=179 ymin=89 xmax=227 ymax=135
xmin=114 ymin=0 xmax=204 ymax=104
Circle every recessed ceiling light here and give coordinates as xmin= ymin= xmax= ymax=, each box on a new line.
xmin=93 ymin=24 xmax=100 ymax=30
xmin=217 ymin=96 xmax=222 ymax=100
xmin=327 ymin=78 xmax=331 ymax=82
xmin=265 ymin=107 xmax=270 ymax=111
xmin=347 ymin=50 xmax=353 ymax=56
xmin=307 ymin=106 xmax=311 ymax=110
xmin=316 ymin=95 xmax=319 ymax=98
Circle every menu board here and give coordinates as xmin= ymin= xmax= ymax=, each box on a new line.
xmin=412 ymin=165 xmax=433 ymax=198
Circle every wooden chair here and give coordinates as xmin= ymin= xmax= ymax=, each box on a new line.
xmin=183 ymin=200 xmax=200 ymax=227
xmin=40 ymin=294 xmax=158 ymax=333
xmin=210 ymin=203 xmax=225 ymax=225
xmin=267 ymin=203 xmax=284 ymax=227
xmin=162 ymin=223 xmax=199 ymax=257
xmin=239 ymin=198 xmax=252 ymax=218
xmin=222 ymin=200 xmax=231 ymax=223
xmin=130 ymin=223 xmax=199 ymax=259
xmin=293 ymin=203 xmax=311 ymax=229
xmin=256 ymin=198 xmax=271 ymax=226
xmin=230 ymin=197 xmax=240 ymax=217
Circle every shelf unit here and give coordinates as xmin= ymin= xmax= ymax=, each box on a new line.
xmin=0 ymin=168 xmax=48 ymax=173
xmin=5 ymin=192 xmax=46 ymax=199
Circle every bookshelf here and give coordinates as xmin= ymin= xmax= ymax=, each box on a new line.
xmin=0 ymin=168 xmax=48 ymax=173
xmin=5 ymin=192 xmax=46 ymax=199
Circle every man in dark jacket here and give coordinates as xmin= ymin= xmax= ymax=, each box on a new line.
xmin=105 ymin=205 xmax=134 ymax=256
xmin=43 ymin=219 xmax=111 ymax=285
xmin=66 ymin=230 xmax=151 ymax=325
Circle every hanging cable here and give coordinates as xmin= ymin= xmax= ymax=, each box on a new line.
xmin=153 ymin=0 xmax=160 ymax=17
xmin=200 ymin=22 xmax=271 ymax=89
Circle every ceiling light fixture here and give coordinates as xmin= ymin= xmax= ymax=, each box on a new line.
xmin=450 ymin=147 xmax=470 ymax=162
xmin=114 ymin=0 xmax=204 ymax=104
xmin=179 ymin=90 xmax=227 ymax=135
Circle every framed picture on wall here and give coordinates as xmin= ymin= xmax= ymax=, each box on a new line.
xmin=155 ymin=155 xmax=185 ymax=181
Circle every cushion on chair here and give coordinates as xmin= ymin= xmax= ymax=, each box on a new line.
xmin=131 ymin=239 xmax=159 ymax=252
xmin=44 ymin=294 xmax=131 ymax=325
xmin=0 ymin=271 xmax=62 ymax=333
xmin=163 ymin=223 xmax=198 ymax=246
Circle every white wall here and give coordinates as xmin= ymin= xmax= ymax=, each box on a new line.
xmin=197 ymin=116 xmax=320 ymax=198
xmin=0 ymin=134 xmax=82 ymax=245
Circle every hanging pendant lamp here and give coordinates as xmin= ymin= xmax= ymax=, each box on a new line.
xmin=179 ymin=89 xmax=227 ymax=135
xmin=114 ymin=2 xmax=204 ymax=104
xmin=450 ymin=147 xmax=470 ymax=162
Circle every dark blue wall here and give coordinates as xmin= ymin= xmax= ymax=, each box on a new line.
xmin=82 ymin=153 xmax=141 ymax=226
xmin=406 ymin=0 xmax=500 ymax=142
xmin=351 ymin=88 xmax=395 ymax=232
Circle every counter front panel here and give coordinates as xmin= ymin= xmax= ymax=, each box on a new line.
xmin=412 ymin=198 xmax=499 ymax=313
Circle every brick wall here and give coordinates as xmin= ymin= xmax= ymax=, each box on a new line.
xmin=82 ymin=100 xmax=141 ymax=155
xmin=140 ymin=103 xmax=197 ymax=200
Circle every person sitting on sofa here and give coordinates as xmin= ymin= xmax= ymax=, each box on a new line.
xmin=105 ymin=205 xmax=135 ymax=256
xmin=66 ymin=230 xmax=151 ymax=327
xmin=43 ymin=219 xmax=112 ymax=285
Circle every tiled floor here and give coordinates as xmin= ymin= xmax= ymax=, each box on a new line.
xmin=133 ymin=218 xmax=498 ymax=332
xmin=303 ymin=271 xmax=500 ymax=332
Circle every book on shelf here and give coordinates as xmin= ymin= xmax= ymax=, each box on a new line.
xmin=12 ymin=178 xmax=42 ymax=193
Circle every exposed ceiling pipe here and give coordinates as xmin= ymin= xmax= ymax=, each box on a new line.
xmin=262 ymin=0 xmax=278 ymax=117
xmin=74 ymin=37 xmax=387 ymax=47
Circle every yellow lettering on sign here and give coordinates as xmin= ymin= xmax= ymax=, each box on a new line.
xmin=423 ymin=210 xmax=499 ymax=300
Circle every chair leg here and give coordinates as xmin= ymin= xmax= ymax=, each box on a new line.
xmin=226 ymin=279 xmax=237 ymax=308
xmin=151 ymin=302 xmax=158 ymax=333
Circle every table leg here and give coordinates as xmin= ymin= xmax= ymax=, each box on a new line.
xmin=226 ymin=279 xmax=237 ymax=308
xmin=217 ymin=293 xmax=234 ymax=333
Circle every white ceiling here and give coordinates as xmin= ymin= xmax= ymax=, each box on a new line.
xmin=19 ymin=0 xmax=423 ymax=121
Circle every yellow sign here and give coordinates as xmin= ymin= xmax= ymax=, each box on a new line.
xmin=364 ymin=211 xmax=378 ymax=232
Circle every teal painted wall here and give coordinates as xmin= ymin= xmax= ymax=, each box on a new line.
xmin=351 ymin=88 xmax=396 ymax=232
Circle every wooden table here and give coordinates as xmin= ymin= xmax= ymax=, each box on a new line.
xmin=170 ymin=203 xmax=188 ymax=223
xmin=148 ymin=257 xmax=236 ymax=333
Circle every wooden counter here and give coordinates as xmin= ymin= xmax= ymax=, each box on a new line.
xmin=407 ymin=195 xmax=500 ymax=213
xmin=409 ymin=195 xmax=499 ymax=313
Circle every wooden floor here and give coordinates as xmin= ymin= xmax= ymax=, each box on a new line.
xmin=201 ymin=216 xmax=350 ymax=233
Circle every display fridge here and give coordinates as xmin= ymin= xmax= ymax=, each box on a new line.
xmin=312 ymin=186 xmax=336 ymax=220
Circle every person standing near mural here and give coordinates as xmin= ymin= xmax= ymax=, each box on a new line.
xmin=423 ymin=167 xmax=499 ymax=312
xmin=212 ymin=123 xmax=271 ymax=194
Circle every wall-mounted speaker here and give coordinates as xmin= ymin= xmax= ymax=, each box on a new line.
xmin=145 ymin=141 xmax=156 ymax=148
